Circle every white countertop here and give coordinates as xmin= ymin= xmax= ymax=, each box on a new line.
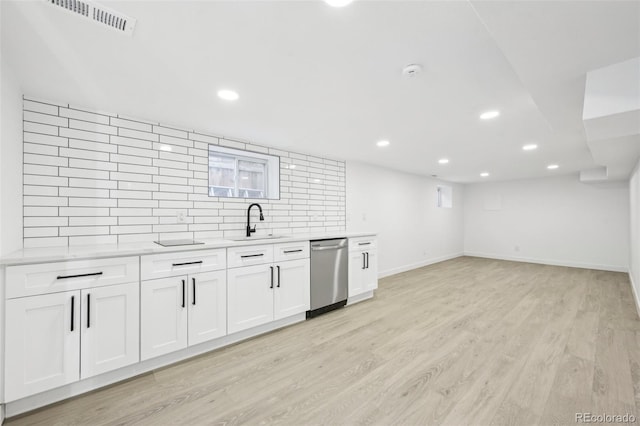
xmin=0 ymin=231 xmax=377 ymax=266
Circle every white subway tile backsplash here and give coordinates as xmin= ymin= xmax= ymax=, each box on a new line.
xmin=24 ymin=132 xmax=67 ymax=147
xmin=69 ymin=119 xmax=117 ymax=135
xmin=60 ymin=167 xmax=110 ymax=180
xmin=69 ymin=216 xmax=118 ymax=226
xmin=60 ymin=127 xmax=109 ymax=143
xmin=68 ymin=178 xmax=117 ymax=189
xmin=22 ymin=97 xmax=346 ymax=245
xmin=68 ymin=139 xmax=116 ymax=153
xmin=153 ymin=125 xmax=188 ymax=139
xmin=24 ymin=100 xmax=59 ymax=115
xmin=119 ymin=127 xmax=159 ymax=142
xmin=110 ymin=117 xmax=153 ymax=132
xmin=69 ymin=235 xmax=118 ymax=246
xmin=59 ymin=108 xmax=110 ymax=124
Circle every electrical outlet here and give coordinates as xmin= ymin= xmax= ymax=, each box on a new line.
xmin=176 ymin=210 xmax=187 ymax=223
xmin=514 ymin=245 xmax=520 ymax=252
xmin=362 ymin=213 xmax=367 ymax=221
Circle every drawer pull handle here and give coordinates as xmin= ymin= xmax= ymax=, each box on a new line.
xmin=172 ymin=261 xmax=203 ymax=267
xmin=181 ymin=280 xmax=186 ymax=308
xmin=70 ymin=295 xmax=75 ymax=332
xmin=283 ymin=249 xmax=303 ymax=254
xmin=57 ymin=272 xmax=103 ymax=280
xmin=358 ymin=242 xmax=371 ymax=246
xmin=270 ymin=266 xmax=274 ymax=289
xmin=192 ymin=278 xmax=196 ymax=306
xmin=241 ymin=254 xmax=264 ymax=258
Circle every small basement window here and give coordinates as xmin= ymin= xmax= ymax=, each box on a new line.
xmin=208 ymin=145 xmax=280 ymax=199
xmin=437 ymin=185 xmax=453 ymax=208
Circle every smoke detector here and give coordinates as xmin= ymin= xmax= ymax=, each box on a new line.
xmin=402 ymin=64 xmax=423 ymax=77
xmin=45 ymin=0 xmax=137 ymax=36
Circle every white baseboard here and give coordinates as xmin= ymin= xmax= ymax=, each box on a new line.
xmin=463 ymin=251 xmax=628 ymax=273
xmin=5 ymin=313 xmax=306 ymax=418
xmin=378 ymin=252 xmax=464 ymax=279
xmin=630 ymin=272 xmax=640 ymax=319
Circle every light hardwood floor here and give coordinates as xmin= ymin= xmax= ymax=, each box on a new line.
xmin=7 ymin=257 xmax=640 ymax=426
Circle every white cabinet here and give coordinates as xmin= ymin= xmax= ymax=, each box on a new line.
xmin=188 ymin=271 xmax=227 ymax=346
xmin=5 ymin=281 xmax=139 ymax=402
xmin=348 ymin=236 xmax=378 ymax=299
xmin=141 ymin=277 xmax=188 ymax=360
xmin=5 ymin=291 xmax=80 ymax=402
xmin=227 ymin=243 xmax=310 ymax=334
xmin=274 ymin=259 xmax=310 ymax=320
xmin=141 ymin=270 xmax=227 ymax=360
xmin=81 ymin=283 xmax=139 ymax=379
xmin=227 ymin=264 xmax=274 ymax=334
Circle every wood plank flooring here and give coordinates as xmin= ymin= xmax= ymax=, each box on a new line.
xmin=7 ymin=257 xmax=640 ymax=426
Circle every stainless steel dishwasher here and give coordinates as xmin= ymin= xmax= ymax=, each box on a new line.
xmin=307 ymin=238 xmax=349 ymax=319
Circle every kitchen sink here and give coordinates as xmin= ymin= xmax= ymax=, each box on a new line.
xmin=228 ymin=235 xmax=289 ymax=242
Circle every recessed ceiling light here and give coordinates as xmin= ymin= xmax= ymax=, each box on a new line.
xmin=159 ymin=145 xmax=172 ymax=152
xmin=289 ymin=164 xmax=296 ymax=169
xmin=480 ymin=110 xmax=500 ymax=120
xmin=547 ymin=164 xmax=559 ymax=170
xmin=480 ymin=172 xmax=490 ymax=177
xmin=314 ymin=179 xmax=321 ymax=183
xmin=324 ymin=0 xmax=353 ymax=7
xmin=522 ymin=144 xmax=538 ymax=151
xmin=376 ymin=140 xmax=390 ymax=147
xmin=217 ymin=89 xmax=239 ymax=101
xmin=438 ymin=158 xmax=449 ymax=164
xmin=241 ymin=176 xmax=249 ymax=180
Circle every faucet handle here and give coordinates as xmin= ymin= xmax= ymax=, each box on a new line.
xmin=249 ymin=225 xmax=256 ymax=234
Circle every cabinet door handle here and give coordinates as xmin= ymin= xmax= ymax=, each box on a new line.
xmin=192 ymin=278 xmax=196 ymax=306
xmin=70 ymin=295 xmax=75 ymax=332
xmin=362 ymin=253 xmax=366 ymax=270
xmin=181 ymin=279 xmax=186 ymax=308
xmin=277 ymin=265 xmax=281 ymax=288
xmin=87 ymin=293 xmax=91 ymax=328
xmin=57 ymin=272 xmax=103 ymax=280
xmin=270 ymin=266 xmax=274 ymax=289
xmin=283 ymin=249 xmax=303 ymax=254
xmin=366 ymin=252 xmax=369 ymax=269
xmin=172 ymin=261 xmax=203 ymax=267
xmin=241 ymin=253 xmax=264 ymax=259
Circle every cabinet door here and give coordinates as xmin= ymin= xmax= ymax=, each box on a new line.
xmin=81 ymin=283 xmax=140 ymax=379
xmin=227 ymin=264 xmax=274 ymax=334
xmin=5 ymin=291 xmax=80 ymax=402
xmin=348 ymin=251 xmax=366 ymax=297
xmin=363 ymin=250 xmax=378 ymax=291
xmin=141 ymin=276 xmax=188 ymax=360
xmin=274 ymin=259 xmax=310 ymax=320
xmin=188 ymin=270 xmax=227 ymax=346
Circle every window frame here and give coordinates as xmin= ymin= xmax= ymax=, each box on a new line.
xmin=208 ymin=145 xmax=280 ymax=200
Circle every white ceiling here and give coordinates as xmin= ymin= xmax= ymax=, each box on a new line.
xmin=2 ymin=0 xmax=639 ymax=183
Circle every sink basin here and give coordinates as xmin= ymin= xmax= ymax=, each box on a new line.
xmin=228 ymin=235 xmax=289 ymax=242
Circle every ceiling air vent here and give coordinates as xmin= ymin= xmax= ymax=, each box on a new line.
xmin=46 ymin=0 xmax=137 ymax=36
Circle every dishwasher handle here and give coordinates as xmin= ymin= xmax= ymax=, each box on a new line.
xmin=311 ymin=245 xmax=345 ymax=251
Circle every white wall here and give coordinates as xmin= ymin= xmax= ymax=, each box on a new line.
xmin=464 ymin=175 xmax=630 ymax=272
xmin=630 ymin=160 xmax=640 ymax=309
xmin=346 ymin=161 xmax=464 ymax=277
xmin=0 ymin=58 xmax=23 ymax=256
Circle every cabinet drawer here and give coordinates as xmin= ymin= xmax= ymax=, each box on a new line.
xmin=6 ymin=256 xmax=139 ymax=299
xmin=348 ymin=236 xmax=377 ymax=252
xmin=274 ymin=241 xmax=309 ymax=262
xmin=227 ymin=245 xmax=274 ymax=269
xmin=141 ymin=248 xmax=226 ymax=281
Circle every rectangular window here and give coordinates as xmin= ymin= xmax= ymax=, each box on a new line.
xmin=208 ymin=145 xmax=280 ymax=199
